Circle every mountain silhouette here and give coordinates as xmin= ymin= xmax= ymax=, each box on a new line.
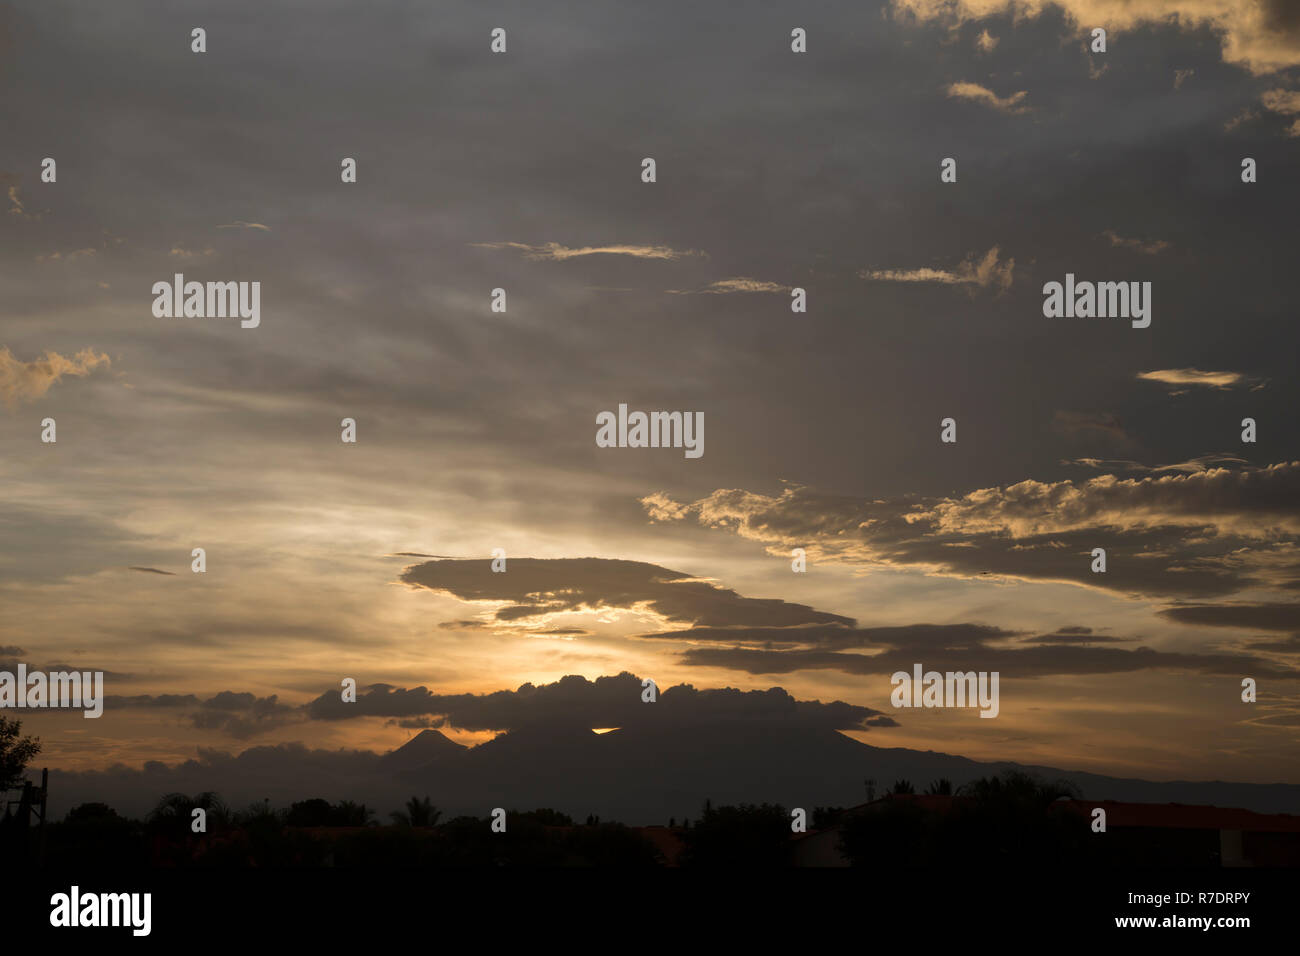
xmin=49 ymin=723 xmax=1300 ymax=821
xmin=385 ymin=723 xmax=1300 ymax=823
xmin=377 ymin=729 xmax=468 ymax=772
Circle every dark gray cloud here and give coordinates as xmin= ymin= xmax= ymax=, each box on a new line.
xmin=401 ymin=557 xmax=854 ymax=628
xmin=305 ymin=671 xmax=892 ymax=732
xmin=1246 ymin=635 xmax=1300 ymax=654
xmin=102 ymin=670 xmax=894 ymax=736
xmin=1019 ymin=628 xmax=1129 ymax=645
xmin=103 ymin=690 xmax=302 ymax=739
xmin=680 ymin=642 xmax=1300 ymax=680
xmin=403 ymin=557 xmax=1300 ymax=681
xmin=1160 ymin=602 xmax=1300 ymax=631
xmin=639 ymin=622 xmax=1018 ymax=651
xmin=627 ymin=615 xmax=1298 ymax=679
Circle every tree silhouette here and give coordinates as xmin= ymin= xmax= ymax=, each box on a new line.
xmin=680 ymin=803 xmax=790 ymax=867
xmin=146 ymin=791 xmax=229 ymax=836
xmin=332 ymin=800 xmax=375 ymax=827
xmin=812 ymin=806 xmax=844 ymax=828
xmin=0 ymin=717 xmax=40 ymax=791
xmin=944 ymin=771 xmax=1085 ymax=863
xmin=286 ymin=798 xmax=335 ymax=827
xmin=390 ymin=795 xmax=440 ymax=828
xmin=926 ymin=778 xmax=953 ymax=796
xmin=890 ymin=779 xmax=915 ymax=795
xmin=65 ymin=802 xmax=120 ymax=824
xmin=840 ymin=770 xmax=1088 ymax=867
xmin=514 ymin=808 xmax=573 ymax=827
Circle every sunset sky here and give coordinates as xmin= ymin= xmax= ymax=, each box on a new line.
xmin=2 ymin=0 xmax=1298 ymax=798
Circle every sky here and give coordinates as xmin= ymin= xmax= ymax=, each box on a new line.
xmin=2 ymin=0 xmax=1298 ymax=796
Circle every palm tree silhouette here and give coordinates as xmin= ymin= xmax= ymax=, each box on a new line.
xmin=390 ymin=795 xmax=440 ymax=827
xmin=147 ymin=791 xmax=228 ymax=833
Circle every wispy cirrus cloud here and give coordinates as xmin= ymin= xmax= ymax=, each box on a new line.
xmin=1063 ymin=454 xmax=1249 ymax=474
xmin=861 ymin=246 xmax=1014 ymax=293
xmin=1138 ymin=368 xmax=1244 ymax=388
xmin=667 ymin=277 xmax=790 ymax=295
xmin=34 ymin=248 xmax=97 ymax=263
xmin=471 ymin=241 xmax=705 ymax=261
xmin=1102 ymin=230 xmax=1169 ymax=255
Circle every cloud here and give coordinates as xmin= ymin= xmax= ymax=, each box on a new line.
xmin=975 ymin=28 xmax=999 ymax=52
xmin=624 ymin=614 xmax=1293 ymax=679
xmin=1260 ymin=87 xmax=1300 ymax=136
xmin=676 ymin=634 xmax=1296 ymax=679
xmin=216 ymin=221 xmax=271 ymax=231
xmin=0 ymin=347 xmax=112 ymax=409
xmin=168 ymin=246 xmax=215 ymax=258
xmin=861 ymin=246 xmax=1014 ymax=293
xmin=399 ymin=557 xmax=853 ymax=629
xmin=1159 ymin=602 xmax=1300 ymax=632
xmin=1020 ymin=627 xmax=1129 ymax=645
xmin=945 ymin=81 xmax=1029 ymax=113
xmin=1063 ymin=454 xmax=1249 ymax=474
xmin=396 ymin=554 xmax=1298 ymax=681
xmin=1225 ymin=107 xmax=1260 ymax=130
xmin=34 ymin=248 xmax=97 ymax=263
xmin=1137 ymin=368 xmax=1243 ymax=388
xmin=106 ymin=694 xmax=201 ymax=708
xmin=641 ymin=462 xmax=1300 ymax=598
xmin=1102 ymin=230 xmax=1170 ymax=254
xmin=890 ymin=0 xmax=1300 ymax=75
xmin=127 ymin=566 xmax=176 ymax=576
xmin=470 ymin=241 xmax=704 ymax=261
xmin=1245 ymin=635 xmax=1300 ymax=654
xmin=104 ymin=690 xmax=302 ymax=739
xmin=189 ymin=692 xmax=299 ymax=738
xmin=2 ymin=175 xmax=42 ymax=221
xmin=669 ymin=277 xmax=791 ymax=294
xmin=1174 ymin=68 xmax=1195 ymax=88
xmin=643 ymin=621 xmax=1019 ymax=651
xmin=305 ymin=671 xmax=892 ymax=732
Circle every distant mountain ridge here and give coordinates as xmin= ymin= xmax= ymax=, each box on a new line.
xmin=49 ymin=723 xmax=1300 ymax=822
xmin=384 ymin=722 xmax=1300 ymax=823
